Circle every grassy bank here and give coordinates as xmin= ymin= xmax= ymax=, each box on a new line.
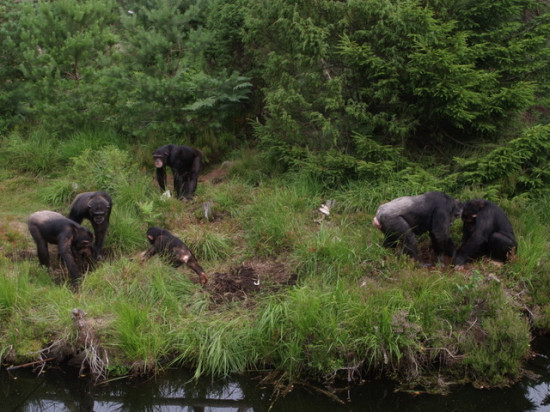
xmin=0 ymin=129 xmax=548 ymax=393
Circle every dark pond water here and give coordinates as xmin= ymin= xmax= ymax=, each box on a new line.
xmin=2 ymin=336 xmax=549 ymax=412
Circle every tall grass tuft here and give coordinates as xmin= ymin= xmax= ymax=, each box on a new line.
xmin=238 ymin=185 xmax=312 ymax=257
xmin=37 ymin=179 xmax=79 ymax=208
xmin=59 ymin=129 xmax=122 ymax=160
xmin=251 ymin=280 xmax=417 ymax=378
xmin=111 ymin=301 xmax=171 ymax=374
xmin=293 ymin=219 xmax=371 ymax=282
xmin=509 ymin=196 xmax=550 ymax=278
xmin=1 ymin=130 xmax=61 ymax=175
xmin=102 ymin=206 xmax=144 ymax=256
xmin=173 ymin=315 xmax=257 ymax=379
xmin=183 ymin=226 xmax=233 ymax=262
xmin=69 ymin=146 xmax=138 ymax=194
xmin=0 ymin=264 xmax=32 ymax=319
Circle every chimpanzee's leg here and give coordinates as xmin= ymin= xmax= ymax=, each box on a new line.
xmin=173 ymin=171 xmax=185 ymax=199
xmin=488 ymin=233 xmax=517 ymax=261
xmin=381 ymin=216 xmax=418 ymax=259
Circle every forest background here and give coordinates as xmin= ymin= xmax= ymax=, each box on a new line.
xmin=0 ymin=0 xmax=549 ymax=395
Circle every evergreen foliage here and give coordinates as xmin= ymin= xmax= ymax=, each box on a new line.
xmin=449 ymin=124 xmax=550 ymax=197
xmin=0 ymin=0 xmax=549 ymax=393
xmin=1 ymin=0 xmax=548 ymax=183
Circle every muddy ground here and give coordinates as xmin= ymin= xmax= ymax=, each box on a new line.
xmin=206 ymin=260 xmax=297 ymax=303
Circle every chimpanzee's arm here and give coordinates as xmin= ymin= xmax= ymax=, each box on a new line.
xmin=28 ymin=222 xmax=50 ymax=267
xmin=156 ymin=167 xmax=167 ymax=192
xmin=430 ymin=209 xmax=455 ymax=258
xmin=142 ymin=245 xmax=158 ymax=259
xmin=58 ymin=231 xmax=82 ymax=284
xmin=455 ymin=230 xmax=489 ymax=266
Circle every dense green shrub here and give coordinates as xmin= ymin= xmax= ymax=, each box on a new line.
xmin=449 ymin=125 xmax=550 ymax=197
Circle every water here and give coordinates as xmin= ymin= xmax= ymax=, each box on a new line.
xmin=1 ymin=336 xmax=549 ymax=412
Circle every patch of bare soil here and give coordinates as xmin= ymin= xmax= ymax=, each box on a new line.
xmin=200 ymin=161 xmax=233 ymax=184
xmin=206 ymin=260 xmax=297 ymax=303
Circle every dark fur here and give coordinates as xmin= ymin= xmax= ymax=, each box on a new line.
xmin=373 ymin=191 xmax=463 ymax=264
xmin=144 ymin=226 xmax=207 ymax=286
xmin=28 ymin=211 xmax=93 ymax=285
xmin=69 ymin=191 xmax=112 ymax=260
xmin=153 ymin=144 xmax=202 ymax=199
xmin=454 ymin=199 xmax=517 ymax=266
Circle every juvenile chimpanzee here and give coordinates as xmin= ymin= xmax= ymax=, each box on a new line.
xmin=373 ymin=191 xmax=463 ymax=264
xmin=142 ymin=226 xmax=208 ymax=286
xmin=153 ymin=144 xmax=202 ymax=200
xmin=454 ymin=199 xmax=517 ymax=267
xmin=69 ymin=191 xmax=112 ymax=260
xmin=28 ymin=211 xmax=94 ymax=285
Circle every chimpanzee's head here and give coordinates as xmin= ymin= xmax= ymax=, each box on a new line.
xmin=88 ymin=198 xmax=110 ymax=225
xmin=462 ymin=200 xmax=486 ymax=220
xmin=461 ymin=200 xmax=486 ymax=230
xmin=153 ymin=148 xmax=169 ymax=168
xmin=146 ymin=226 xmax=164 ymax=243
xmin=74 ymin=227 xmax=93 ymax=257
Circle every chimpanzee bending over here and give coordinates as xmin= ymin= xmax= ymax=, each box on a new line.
xmin=373 ymin=191 xmax=463 ymax=265
xmin=69 ymin=191 xmax=112 ymax=260
xmin=454 ymin=199 xmax=517 ymax=267
xmin=142 ymin=226 xmax=208 ymax=286
xmin=28 ymin=211 xmax=94 ymax=286
xmin=153 ymin=144 xmax=202 ymax=200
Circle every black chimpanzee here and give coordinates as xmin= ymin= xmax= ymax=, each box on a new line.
xmin=142 ymin=226 xmax=208 ymax=286
xmin=373 ymin=191 xmax=463 ymax=265
xmin=454 ymin=199 xmax=517 ymax=267
xmin=68 ymin=191 xmax=112 ymax=260
xmin=153 ymin=144 xmax=202 ymax=200
xmin=28 ymin=211 xmax=94 ymax=285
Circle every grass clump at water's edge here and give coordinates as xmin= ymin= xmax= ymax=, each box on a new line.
xmin=0 ymin=133 xmax=548 ymax=394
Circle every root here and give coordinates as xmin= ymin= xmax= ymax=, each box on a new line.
xmin=72 ymin=308 xmax=108 ymax=382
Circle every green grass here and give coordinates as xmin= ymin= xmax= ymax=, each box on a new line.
xmin=0 ymin=130 xmax=548 ymax=391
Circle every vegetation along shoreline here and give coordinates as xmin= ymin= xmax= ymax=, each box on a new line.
xmin=0 ymin=0 xmax=549 ymax=402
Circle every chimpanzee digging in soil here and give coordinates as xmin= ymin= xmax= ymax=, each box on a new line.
xmin=373 ymin=191 xmax=463 ymax=265
xmin=454 ymin=199 xmax=517 ymax=267
xmin=142 ymin=226 xmax=208 ymax=286
xmin=69 ymin=191 xmax=112 ymax=260
xmin=153 ymin=144 xmax=202 ymax=200
xmin=28 ymin=211 xmax=94 ymax=286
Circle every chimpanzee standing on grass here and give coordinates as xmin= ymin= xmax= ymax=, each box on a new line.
xmin=28 ymin=211 xmax=94 ymax=286
xmin=454 ymin=199 xmax=517 ymax=267
xmin=142 ymin=226 xmax=208 ymax=286
xmin=153 ymin=144 xmax=202 ymax=200
xmin=373 ymin=191 xmax=463 ymax=265
xmin=69 ymin=191 xmax=112 ymax=260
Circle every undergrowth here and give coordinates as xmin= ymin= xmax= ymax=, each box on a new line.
xmin=0 ymin=129 xmax=548 ymax=394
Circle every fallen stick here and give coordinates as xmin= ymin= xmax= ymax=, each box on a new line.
xmin=6 ymin=358 xmax=55 ymax=371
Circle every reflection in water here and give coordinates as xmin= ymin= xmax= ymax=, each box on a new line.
xmin=1 ymin=336 xmax=549 ymax=412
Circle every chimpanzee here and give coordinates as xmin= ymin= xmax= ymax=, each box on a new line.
xmin=28 ymin=211 xmax=94 ymax=285
xmin=454 ymin=199 xmax=517 ymax=266
xmin=153 ymin=144 xmax=202 ymax=200
xmin=373 ymin=191 xmax=463 ymax=264
xmin=142 ymin=226 xmax=208 ymax=286
xmin=68 ymin=191 xmax=112 ymax=260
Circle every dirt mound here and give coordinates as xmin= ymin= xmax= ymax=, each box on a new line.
xmin=207 ymin=260 xmax=297 ymax=303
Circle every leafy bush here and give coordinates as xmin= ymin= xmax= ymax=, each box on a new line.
xmin=449 ymin=125 xmax=550 ymax=197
